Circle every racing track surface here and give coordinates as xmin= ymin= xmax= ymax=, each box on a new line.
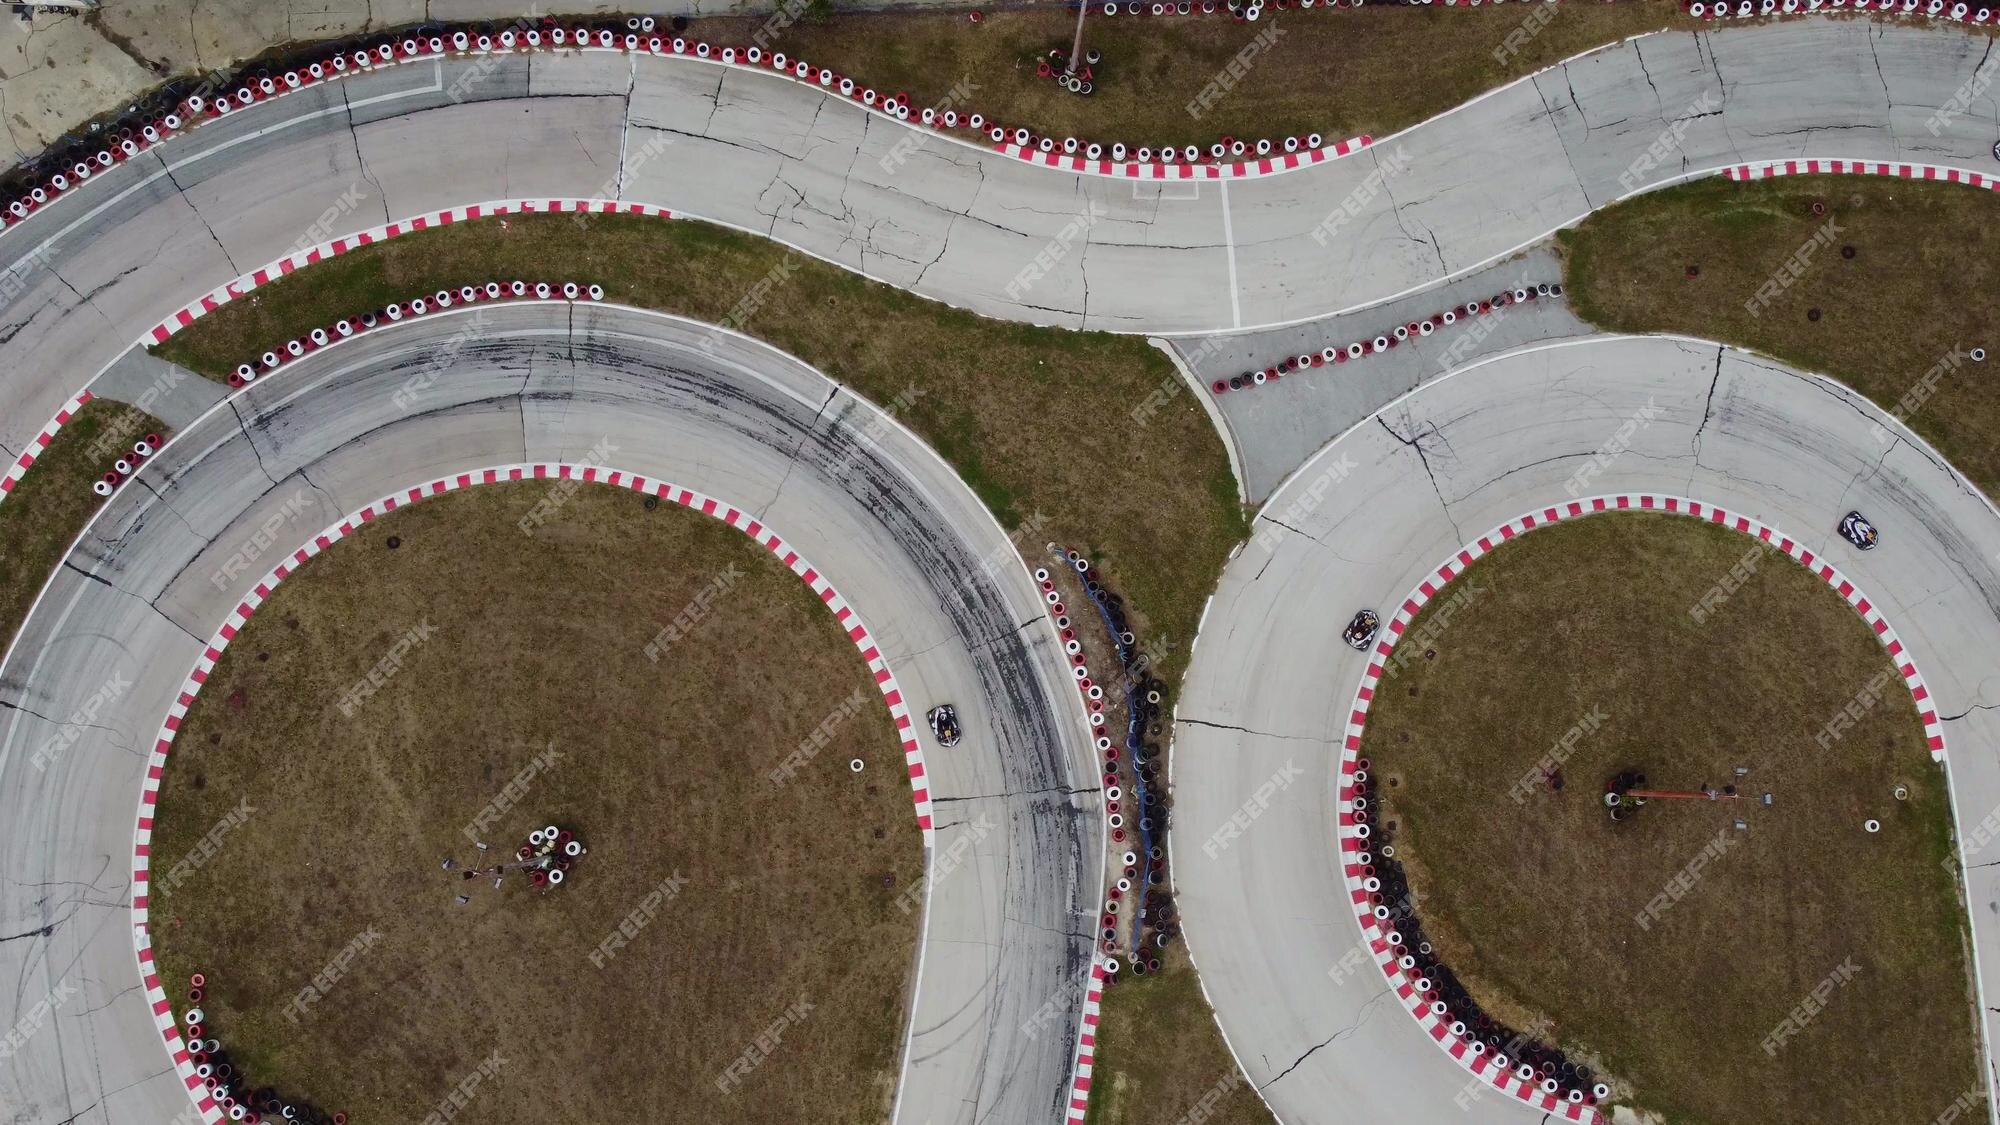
xmin=0 ymin=304 xmax=1101 ymax=1125
xmin=1172 ymin=334 xmax=2000 ymax=1123
xmin=6 ymin=19 xmax=2000 ymax=457
xmin=8 ymin=14 xmax=2000 ymax=1125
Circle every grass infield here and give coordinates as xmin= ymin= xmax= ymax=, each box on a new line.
xmin=1082 ymin=947 xmax=1270 ymax=1125
xmin=148 ymin=481 xmax=923 ymax=1124
xmin=0 ymin=398 xmax=163 ymax=655
xmin=149 ymin=210 xmax=1262 ymax=1125
xmin=1357 ymin=512 xmax=1980 ymax=1125
xmin=684 ymin=4 xmax=1696 ymax=150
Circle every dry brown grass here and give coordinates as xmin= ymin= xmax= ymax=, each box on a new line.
xmin=1562 ymin=177 xmax=2000 ymax=497
xmin=0 ymin=398 xmax=162 ymax=655
xmin=1359 ymin=513 xmax=1981 ymax=1125
xmin=150 ymin=212 xmax=1246 ymax=688
xmin=148 ymin=481 xmax=923 ymax=1124
xmin=685 ymin=4 xmax=1696 ymax=149
xmin=1083 ymin=947 xmax=1270 ymax=1125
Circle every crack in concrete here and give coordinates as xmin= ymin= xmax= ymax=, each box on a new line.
xmin=930 ymin=784 xmax=1101 ymax=803
xmin=1691 ymin=345 xmax=1725 ymax=463
xmin=1178 ymin=716 xmax=1327 ymax=744
xmin=1259 ymin=987 xmax=1394 ymax=1090
xmin=1377 ymin=414 xmax=1464 ymax=543
xmin=155 ymin=152 xmax=243 ymax=276
xmin=226 ymin=397 xmax=280 ymax=487
xmin=340 ymin=82 xmax=392 ymax=219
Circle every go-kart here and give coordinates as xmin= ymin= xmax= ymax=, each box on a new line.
xmin=927 ymin=704 xmax=963 ymax=747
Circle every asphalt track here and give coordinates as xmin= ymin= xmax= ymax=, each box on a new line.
xmin=3 ymin=13 xmax=2000 ymax=1125
xmin=1172 ymin=333 xmax=2000 ymax=1124
xmin=0 ymin=305 xmax=1101 ymax=1125
xmin=7 ymin=19 xmax=2000 ymax=457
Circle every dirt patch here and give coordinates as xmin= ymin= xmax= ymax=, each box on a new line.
xmin=148 ymin=480 xmax=923 ymax=1124
xmin=1357 ymin=512 xmax=1981 ymax=1124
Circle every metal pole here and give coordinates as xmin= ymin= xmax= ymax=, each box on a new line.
xmin=1066 ymin=0 xmax=1089 ymax=76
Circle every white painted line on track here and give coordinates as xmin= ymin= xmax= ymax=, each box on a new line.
xmin=1219 ymin=179 xmax=1242 ymax=330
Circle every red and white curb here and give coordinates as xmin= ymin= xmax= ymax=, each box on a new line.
xmin=3 ymin=29 xmax=1359 ymax=245
xmin=995 ymin=133 xmax=1370 ymax=180
xmin=1065 ymin=957 xmax=1109 ymax=1121
xmin=1027 ymin=558 xmax=1118 ymax=1122
xmin=1724 ymin=159 xmax=2000 ymax=191
xmin=0 ymin=389 xmax=93 ymax=504
xmin=1338 ymin=493 xmax=1947 ymax=1125
xmin=132 ymin=463 xmax=934 ymax=1125
xmin=144 ymin=200 xmax=669 ymax=345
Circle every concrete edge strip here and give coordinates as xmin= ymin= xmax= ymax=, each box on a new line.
xmin=1724 ymin=159 xmax=2000 ymax=189
xmin=142 ymin=200 xmax=671 ymax=345
xmin=1146 ymin=338 xmax=1247 ymax=506
xmin=1333 ymin=491 xmax=1949 ymax=1125
xmin=128 ymin=462 xmax=936 ymax=1125
xmin=0 ymin=388 xmax=93 ymax=503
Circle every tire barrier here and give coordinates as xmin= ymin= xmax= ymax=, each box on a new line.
xmin=90 ymin=430 xmax=171 ymax=498
xmin=1688 ymin=0 xmax=1996 ymax=16
xmin=1 ymin=18 xmax=1373 ymax=234
xmin=1040 ymin=544 xmax=1178 ymax=979
xmin=1333 ymin=494 xmax=1950 ymax=1125
xmin=1207 ymin=282 xmax=1564 ymax=397
xmin=515 ymin=824 xmax=589 ymax=887
xmin=1083 ymin=0 xmax=1958 ymax=15
xmin=163 ymin=974 xmax=343 ymax=1125
xmin=1342 ymin=783 xmax=1603 ymax=1117
xmin=0 ymin=389 xmax=94 ymax=506
xmin=998 ymin=130 xmax=1371 ymax=180
xmin=1724 ymin=157 xmax=2000 ymax=194
xmin=223 ymin=282 xmax=603 ymax=388
xmin=133 ymin=463 xmax=946 ymax=1125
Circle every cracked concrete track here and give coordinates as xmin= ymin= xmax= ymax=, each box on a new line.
xmin=1172 ymin=333 xmax=2000 ymax=1123
xmin=0 ymin=0 xmax=950 ymax=171
xmin=6 ymin=15 xmax=2000 ymax=1125
xmin=6 ymin=20 xmax=2000 ymax=459
xmin=0 ymin=304 xmax=1101 ymax=1125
